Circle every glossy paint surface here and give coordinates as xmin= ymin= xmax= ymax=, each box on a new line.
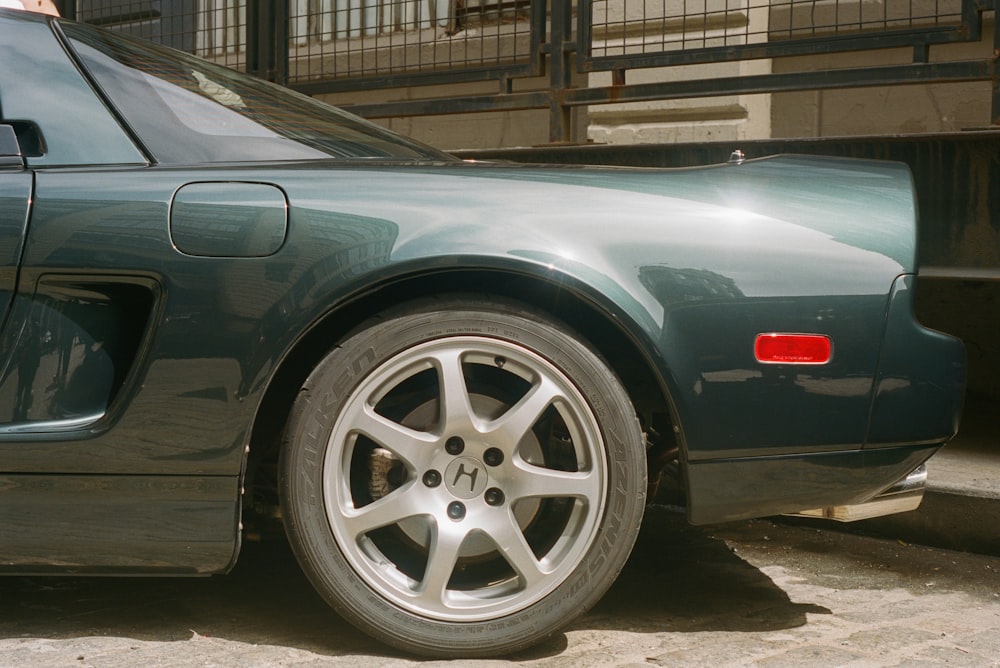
xmin=685 ymin=443 xmax=939 ymax=524
xmin=0 ymin=171 xmax=31 ymax=332
xmin=867 ymin=275 xmax=966 ymax=446
xmin=1 ymin=159 xmax=919 ymax=468
xmin=0 ymin=473 xmax=238 ymax=573
xmin=0 ymin=10 xmax=965 ymax=568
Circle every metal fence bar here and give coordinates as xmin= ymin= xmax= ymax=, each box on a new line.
xmin=579 ymin=0 xmax=979 ymax=72
xmin=341 ymin=59 xmax=997 ymax=118
xmin=344 ymin=89 xmax=552 ymax=115
xmin=994 ymin=0 xmax=1000 ymax=124
xmin=563 ymin=60 xmax=997 ymax=105
xmin=582 ymin=25 xmax=978 ymax=71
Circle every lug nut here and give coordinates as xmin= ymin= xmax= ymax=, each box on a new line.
xmin=484 ymin=488 xmax=505 ymax=506
xmin=445 ymin=436 xmax=465 ymax=455
xmin=422 ymin=470 xmax=442 ymax=488
xmin=484 ymin=447 xmax=504 ymax=467
xmin=447 ymin=501 xmax=466 ymax=521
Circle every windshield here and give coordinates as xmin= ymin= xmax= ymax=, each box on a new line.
xmin=58 ymin=21 xmax=453 ymax=165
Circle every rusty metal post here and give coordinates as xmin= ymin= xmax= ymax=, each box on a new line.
xmin=993 ymin=0 xmax=1000 ymax=125
xmin=246 ymin=0 xmax=288 ymax=85
xmin=548 ymin=0 xmax=575 ymax=143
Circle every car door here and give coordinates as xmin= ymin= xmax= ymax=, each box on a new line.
xmin=0 ymin=125 xmax=31 ymax=342
xmin=0 ymin=12 xmax=245 ymax=572
xmin=0 ymin=12 xmax=149 ymax=429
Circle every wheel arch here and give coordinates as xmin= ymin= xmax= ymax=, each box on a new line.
xmin=243 ymin=265 xmax=682 ymax=517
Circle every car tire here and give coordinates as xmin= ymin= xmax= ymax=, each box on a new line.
xmin=279 ymin=296 xmax=646 ymax=657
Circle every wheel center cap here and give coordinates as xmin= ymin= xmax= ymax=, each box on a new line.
xmin=444 ymin=457 xmax=489 ymax=499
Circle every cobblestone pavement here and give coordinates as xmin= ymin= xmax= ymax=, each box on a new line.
xmin=1 ymin=506 xmax=997 ymax=667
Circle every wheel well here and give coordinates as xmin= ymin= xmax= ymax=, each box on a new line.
xmin=243 ymin=269 xmax=680 ymax=526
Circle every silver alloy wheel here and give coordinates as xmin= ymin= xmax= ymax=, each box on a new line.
xmin=281 ymin=299 xmax=647 ymax=656
xmin=322 ymin=335 xmax=608 ymax=622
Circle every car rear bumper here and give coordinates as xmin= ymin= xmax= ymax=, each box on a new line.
xmin=685 ymin=443 xmax=940 ymax=524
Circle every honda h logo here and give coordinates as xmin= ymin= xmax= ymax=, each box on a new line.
xmin=452 ymin=463 xmax=480 ymax=492
xmin=445 ymin=457 xmax=489 ymax=499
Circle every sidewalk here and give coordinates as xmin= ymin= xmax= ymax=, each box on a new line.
xmin=806 ymin=397 xmax=1000 ymax=556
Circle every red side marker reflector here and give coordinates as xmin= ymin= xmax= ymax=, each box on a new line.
xmin=754 ymin=333 xmax=832 ymax=365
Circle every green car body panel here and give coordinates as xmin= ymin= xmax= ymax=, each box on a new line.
xmin=0 ymin=9 xmax=964 ymax=572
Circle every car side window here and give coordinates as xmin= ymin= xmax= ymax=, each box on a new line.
xmin=58 ymin=19 xmax=452 ymax=164
xmin=0 ymin=11 xmax=145 ymax=168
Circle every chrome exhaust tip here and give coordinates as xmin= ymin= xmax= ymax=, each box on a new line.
xmin=790 ymin=464 xmax=927 ymax=523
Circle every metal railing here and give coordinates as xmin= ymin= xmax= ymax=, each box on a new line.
xmin=68 ymin=0 xmax=1000 ymax=141
xmin=286 ymin=0 xmax=540 ymax=88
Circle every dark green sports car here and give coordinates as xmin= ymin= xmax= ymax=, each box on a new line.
xmin=0 ymin=8 xmax=965 ymax=657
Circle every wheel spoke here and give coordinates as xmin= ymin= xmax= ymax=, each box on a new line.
xmin=353 ymin=405 xmax=436 ymax=467
xmin=485 ymin=376 xmax=560 ymax=448
xmin=434 ymin=348 xmax=475 ymax=433
xmin=341 ymin=484 xmax=424 ymax=539
xmin=509 ymin=461 xmax=598 ymax=501
xmin=416 ymin=521 xmax=467 ymax=605
xmin=489 ymin=511 xmax=548 ymax=587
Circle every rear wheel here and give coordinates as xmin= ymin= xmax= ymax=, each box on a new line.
xmin=280 ymin=297 xmax=646 ymax=657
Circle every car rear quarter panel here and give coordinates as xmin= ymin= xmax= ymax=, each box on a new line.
xmin=279 ymin=156 xmax=919 ymax=463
